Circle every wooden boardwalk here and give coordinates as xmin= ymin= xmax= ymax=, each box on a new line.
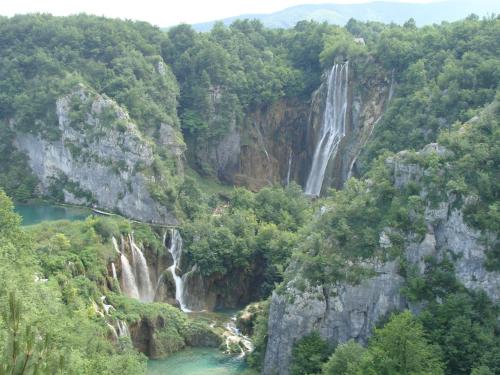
xmin=91 ymin=208 xmax=178 ymax=228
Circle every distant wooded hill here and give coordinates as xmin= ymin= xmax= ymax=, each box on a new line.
xmin=187 ymin=0 xmax=498 ymax=31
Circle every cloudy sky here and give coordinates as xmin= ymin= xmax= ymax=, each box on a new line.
xmin=1 ymin=0 xmax=442 ymax=26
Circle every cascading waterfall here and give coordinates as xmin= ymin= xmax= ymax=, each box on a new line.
xmin=113 ymin=231 xmax=193 ymax=308
xmin=167 ymin=229 xmax=191 ymax=312
xmin=116 ymin=319 xmax=130 ymax=338
xmin=388 ymin=68 xmax=395 ymax=102
xmin=114 ymin=234 xmax=154 ymax=302
xmin=112 ymin=236 xmax=120 ymax=254
xmin=224 ymin=315 xmax=254 ymax=358
xmin=286 ymin=150 xmax=292 ymax=187
xmin=305 ymin=62 xmax=349 ymax=196
xmin=120 ymin=252 xmax=140 ymax=300
xmin=129 ymin=234 xmax=155 ymax=302
xmin=107 ymin=323 xmax=119 ymax=341
xmin=111 ymin=262 xmax=118 ymax=281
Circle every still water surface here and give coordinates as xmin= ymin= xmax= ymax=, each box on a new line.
xmin=14 ymin=203 xmax=91 ymax=225
xmin=147 ymin=348 xmax=247 ymax=375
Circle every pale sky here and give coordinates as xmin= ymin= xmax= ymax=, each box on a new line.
xmin=0 ymin=0 xmax=443 ymax=27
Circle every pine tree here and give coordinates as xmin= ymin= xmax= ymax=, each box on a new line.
xmin=0 ymin=292 xmax=63 ymax=375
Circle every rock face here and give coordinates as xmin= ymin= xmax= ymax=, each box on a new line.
xmin=390 ymin=146 xmax=500 ymax=303
xmin=14 ymin=85 xmax=182 ymax=224
xmin=263 ymin=145 xmax=499 ymax=375
xmin=189 ymin=98 xmax=310 ymax=190
xmin=190 ymin=61 xmax=390 ymax=193
xmin=263 ymin=262 xmax=405 ymax=375
xmin=182 ymin=265 xmax=264 ymax=311
xmin=129 ymin=314 xmax=222 ymax=359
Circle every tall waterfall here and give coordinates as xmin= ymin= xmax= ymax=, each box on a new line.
xmin=305 ymin=62 xmax=349 ymax=196
xmin=167 ymin=229 xmax=190 ymax=312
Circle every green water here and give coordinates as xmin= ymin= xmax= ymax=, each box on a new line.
xmin=14 ymin=203 xmax=91 ymax=225
xmin=147 ymin=348 xmax=247 ymax=375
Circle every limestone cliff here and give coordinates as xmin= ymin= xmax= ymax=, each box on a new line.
xmin=189 ymin=60 xmax=390 ymax=193
xmin=188 ymin=97 xmax=310 ymax=191
xmin=262 ymin=143 xmax=499 ymax=375
xmin=14 ymin=85 xmax=184 ymax=224
xmin=181 ymin=264 xmax=265 ymax=311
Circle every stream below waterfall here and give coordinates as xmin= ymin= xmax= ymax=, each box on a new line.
xmin=148 ymin=310 xmax=251 ymax=375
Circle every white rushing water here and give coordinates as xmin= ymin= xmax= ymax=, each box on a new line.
xmin=129 ymin=234 xmax=155 ymax=302
xmin=120 ymin=252 xmax=140 ymax=300
xmin=286 ymin=150 xmax=292 ymax=187
xmin=116 ymin=319 xmax=130 ymax=338
xmin=113 ymin=231 xmax=193 ymax=308
xmin=305 ymin=62 xmax=349 ymax=196
xmin=167 ymin=229 xmax=191 ymax=312
xmin=115 ymin=234 xmax=154 ymax=302
xmin=224 ymin=315 xmax=254 ymax=358
xmin=111 ymin=262 xmax=118 ymax=281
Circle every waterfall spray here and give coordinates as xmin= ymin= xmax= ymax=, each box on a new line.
xmin=115 ymin=234 xmax=152 ymax=302
xmin=116 ymin=319 xmax=130 ymax=338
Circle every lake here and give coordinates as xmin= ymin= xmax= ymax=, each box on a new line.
xmin=14 ymin=202 xmax=92 ymax=225
xmin=147 ymin=348 xmax=247 ymax=375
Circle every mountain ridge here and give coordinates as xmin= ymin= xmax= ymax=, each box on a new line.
xmin=187 ymin=0 xmax=499 ymax=31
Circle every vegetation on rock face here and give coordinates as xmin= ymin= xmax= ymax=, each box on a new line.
xmin=276 ymin=98 xmax=499 ymax=374
xmin=291 ymin=332 xmax=332 ymax=375
xmin=404 ymin=256 xmax=500 ymax=375
xmin=0 ymin=14 xmax=179 ymax=134
xmin=320 ymin=311 xmax=445 ymax=375
xmin=1 ymin=14 xmax=498 ymax=201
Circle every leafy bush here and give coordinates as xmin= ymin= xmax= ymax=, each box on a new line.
xmin=291 ymin=332 xmax=332 ymax=375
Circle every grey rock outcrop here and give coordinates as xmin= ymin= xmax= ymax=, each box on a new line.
xmin=14 ymin=85 xmax=180 ymax=224
xmin=263 ymin=143 xmax=499 ymax=375
xmin=263 ymin=261 xmax=405 ymax=375
xmin=392 ymin=146 xmax=499 ymax=302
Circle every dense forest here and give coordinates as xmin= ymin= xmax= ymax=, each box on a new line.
xmin=0 ymin=11 xmax=498 ymax=375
